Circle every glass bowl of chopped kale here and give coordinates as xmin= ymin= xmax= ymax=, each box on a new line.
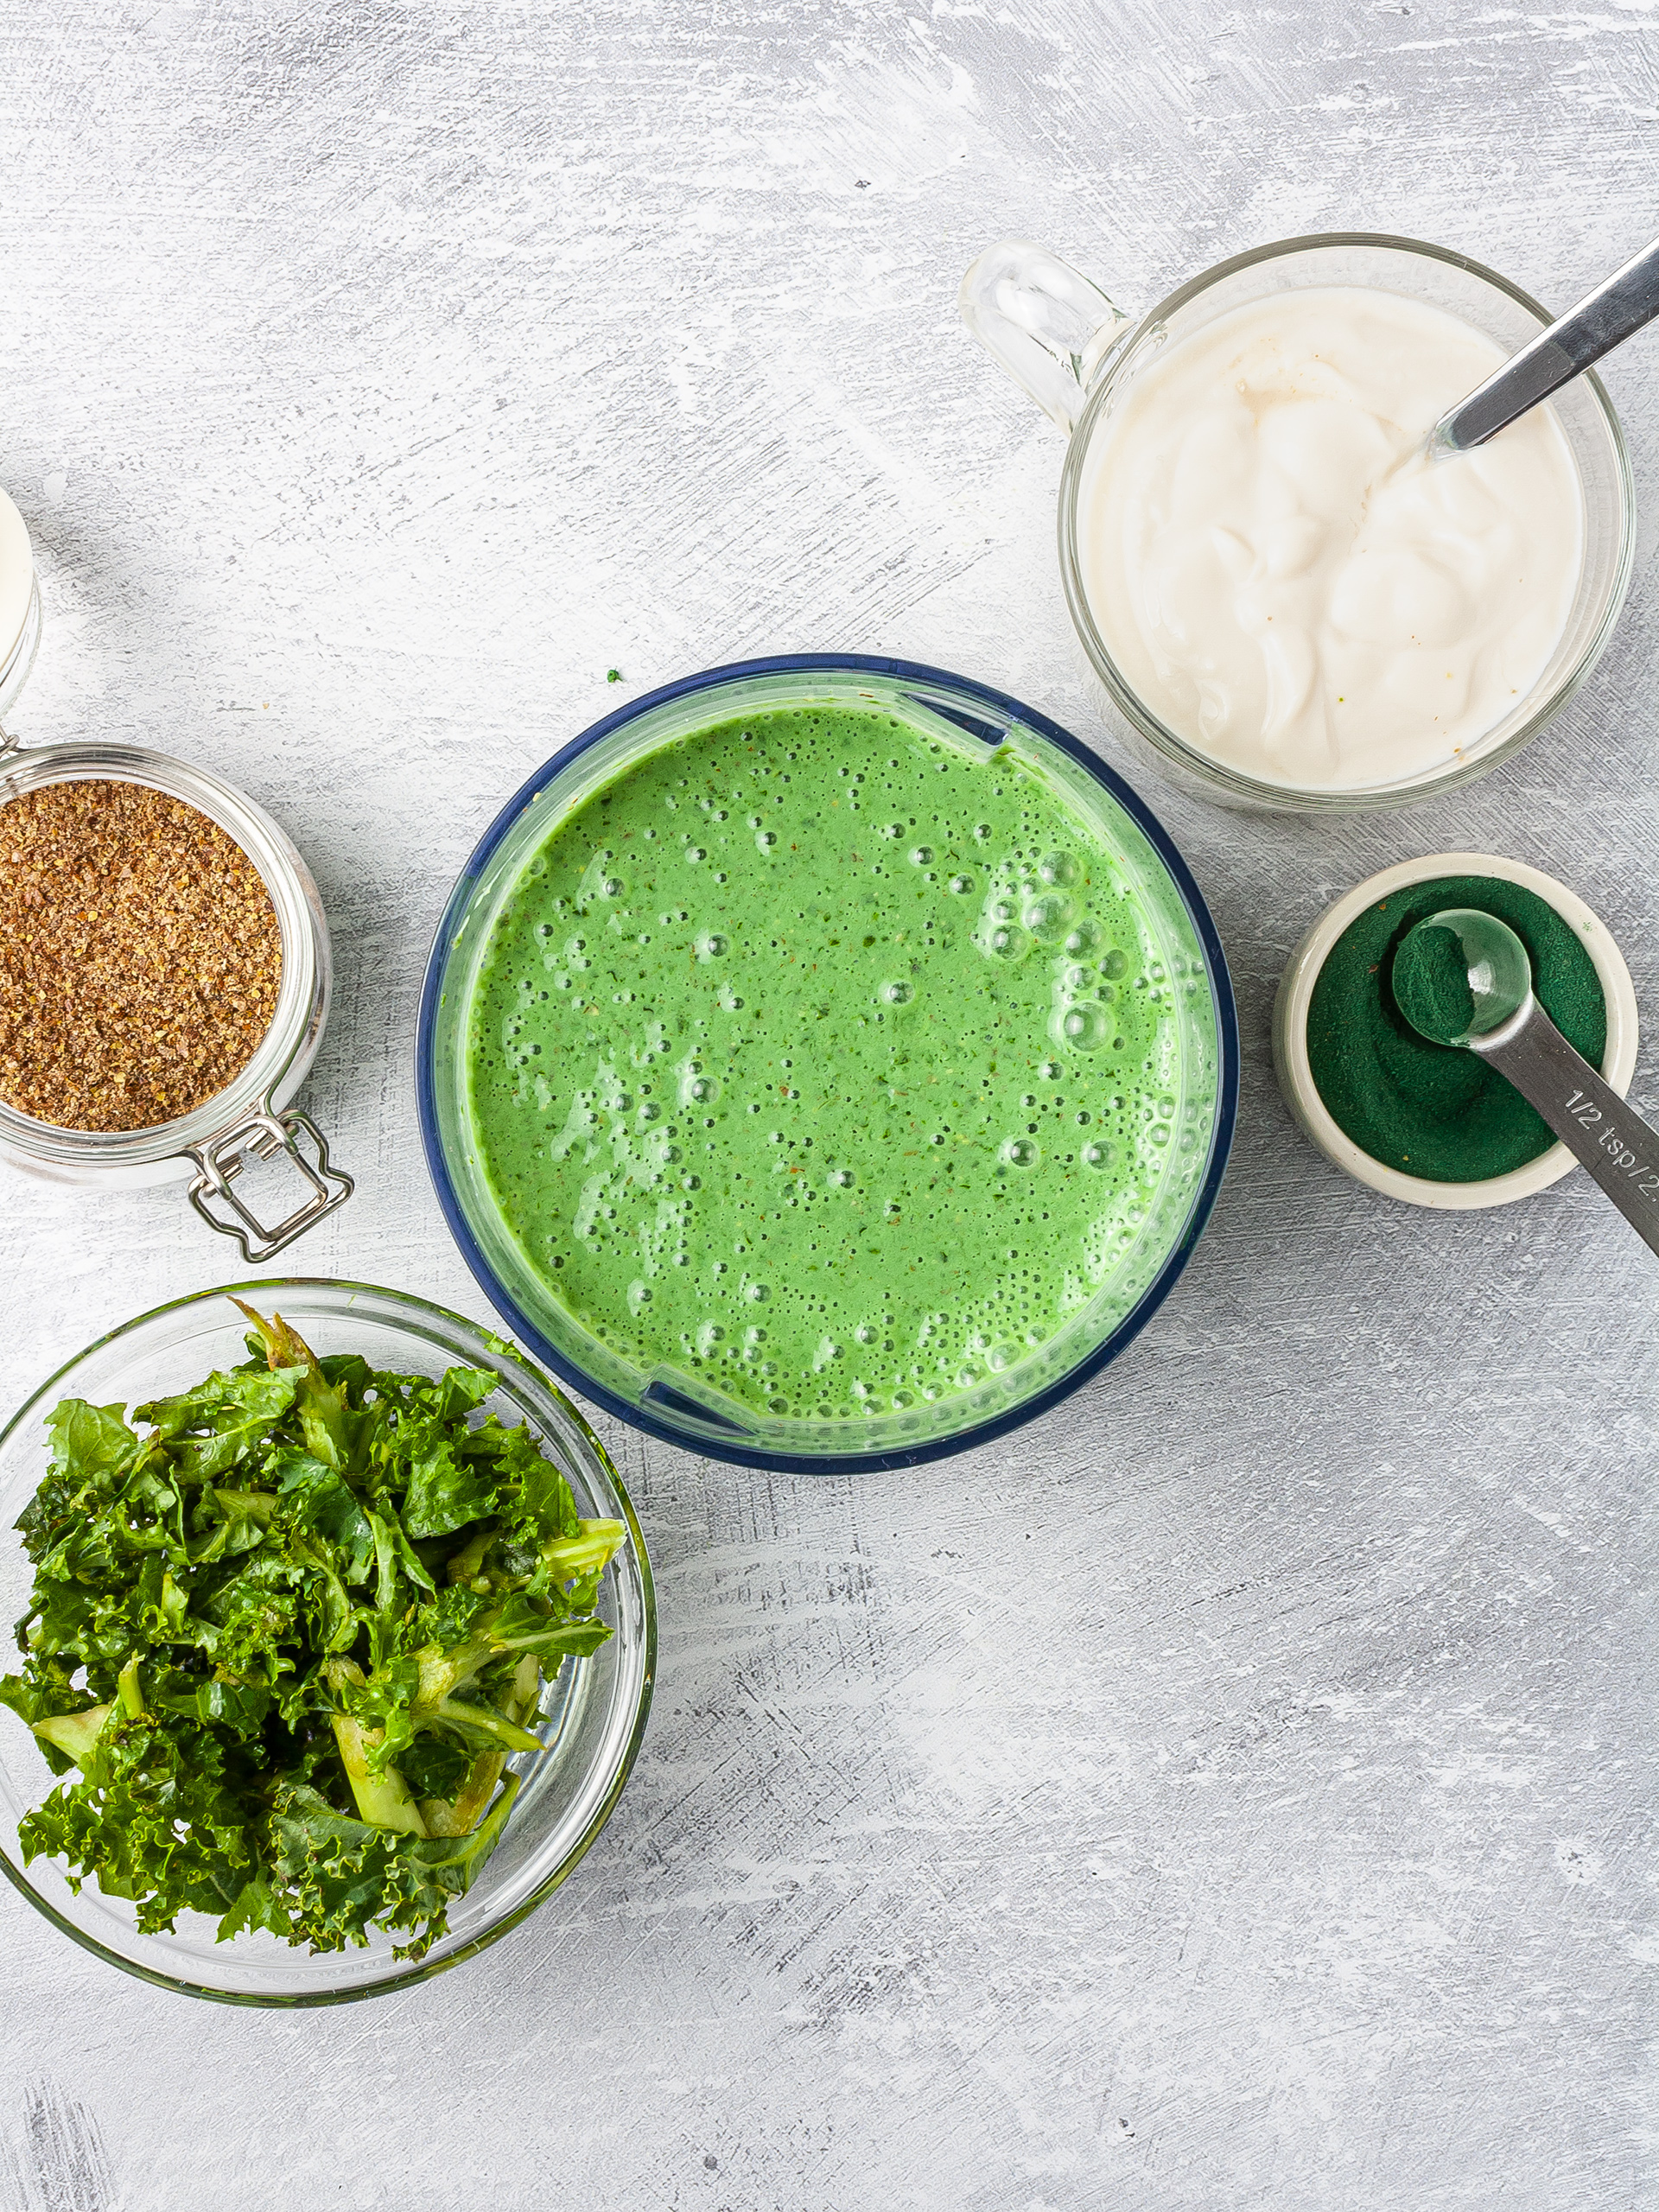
xmin=0 ymin=1278 xmax=654 ymax=2003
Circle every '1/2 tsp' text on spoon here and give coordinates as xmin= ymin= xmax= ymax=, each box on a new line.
xmin=1394 ymin=906 xmax=1659 ymax=1256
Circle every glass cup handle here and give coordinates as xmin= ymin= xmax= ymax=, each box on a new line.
xmin=186 ymin=1097 xmax=354 ymax=1262
xmin=959 ymin=239 xmax=1132 ymax=432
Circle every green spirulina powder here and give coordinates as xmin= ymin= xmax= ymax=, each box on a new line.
xmin=1389 ymin=924 xmax=1477 ymax=1046
xmin=1306 ymin=874 xmax=1606 ymax=1183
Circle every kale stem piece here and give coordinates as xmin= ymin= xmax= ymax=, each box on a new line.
xmin=444 ymin=1523 xmax=495 ymax=1586
xmin=420 ymin=1753 xmax=505 ymax=1840
xmin=329 ymin=1716 xmax=428 ymax=1836
xmin=543 ymin=1520 xmax=626 ymax=1578
xmin=432 ymin=1698 xmax=543 ymax=1753
xmin=32 ymin=1704 xmax=111 ymax=1765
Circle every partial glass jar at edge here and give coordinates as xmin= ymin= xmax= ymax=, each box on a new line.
xmin=963 ymin=232 xmax=1636 ymax=815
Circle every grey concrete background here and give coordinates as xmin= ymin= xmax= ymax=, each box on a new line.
xmin=2 ymin=4 xmax=1656 ymax=2207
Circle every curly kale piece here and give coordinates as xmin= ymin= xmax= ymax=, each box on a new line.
xmin=1 ymin=1304 xmax=626 ymax=1957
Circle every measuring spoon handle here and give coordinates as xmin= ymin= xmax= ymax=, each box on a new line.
xmin=1436 ymin=235 xmax=1659 ymax=452
xmin=1473 ymin=999 xmax=1659 ymax=1256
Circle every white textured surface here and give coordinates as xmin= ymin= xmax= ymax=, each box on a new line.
xmin=3 ymin=5 xmax=1657 ymax=2208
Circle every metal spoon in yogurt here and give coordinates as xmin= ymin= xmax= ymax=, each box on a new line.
xmin=1430 ymin=236 xmax=1659 ymax=454
xmin=1394 ymin=907 xmax=1659 ymax=1255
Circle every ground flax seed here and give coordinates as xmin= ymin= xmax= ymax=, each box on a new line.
xmin=0 ymin=779 xmax=283 ymax=1131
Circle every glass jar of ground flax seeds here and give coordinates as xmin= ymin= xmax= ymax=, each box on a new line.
xmin=0 ymin=738 xmax=352 ymax=1257
xmin=0 ymin=486 xmax=352 ymax=1256
xmin=0 ymin=501 xmax=350 ymax=1257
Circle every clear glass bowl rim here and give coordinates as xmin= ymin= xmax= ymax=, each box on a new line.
xmin=0 ymin=1274 xmax=658 ymax=2006
xmin=416 ymin=652 xmax=1241 ymax=1475
xmin=1058 ymin=230 xmax=1637 ymax=812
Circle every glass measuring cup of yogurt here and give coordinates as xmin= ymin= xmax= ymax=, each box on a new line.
xmin=962 ymin=233 xmax=1634 ymax=812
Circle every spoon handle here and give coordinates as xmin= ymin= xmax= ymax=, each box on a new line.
xmin=1472 ymin=1000 xmax=1659 ymax=1256
xmin=1434 ymin=235 xmax=1659 ymax=453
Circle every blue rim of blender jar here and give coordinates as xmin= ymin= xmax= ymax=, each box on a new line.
xmin=416 ymin=654 xmax=1239 ymax=1474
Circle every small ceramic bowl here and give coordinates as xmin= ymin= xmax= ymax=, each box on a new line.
xmin=1273 ymin=851 xmax=1640 ymax=1210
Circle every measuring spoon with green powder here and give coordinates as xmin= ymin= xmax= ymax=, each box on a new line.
xmin=1394 ymin=907 xmax=1659 ymax=1254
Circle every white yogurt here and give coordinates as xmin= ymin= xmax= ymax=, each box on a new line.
xmin=1076 ymin=288 xmax=1584 ymax=791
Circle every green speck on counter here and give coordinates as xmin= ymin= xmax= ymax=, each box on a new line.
xmin=607 ymin=668 xmax=622 ymax=683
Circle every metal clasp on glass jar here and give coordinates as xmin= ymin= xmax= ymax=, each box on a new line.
xmin=0 ymin=729 xmax=353 ymax=1259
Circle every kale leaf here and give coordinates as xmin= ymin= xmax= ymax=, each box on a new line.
xmin=1 ymin=1303 xmax=626 ymax=1958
